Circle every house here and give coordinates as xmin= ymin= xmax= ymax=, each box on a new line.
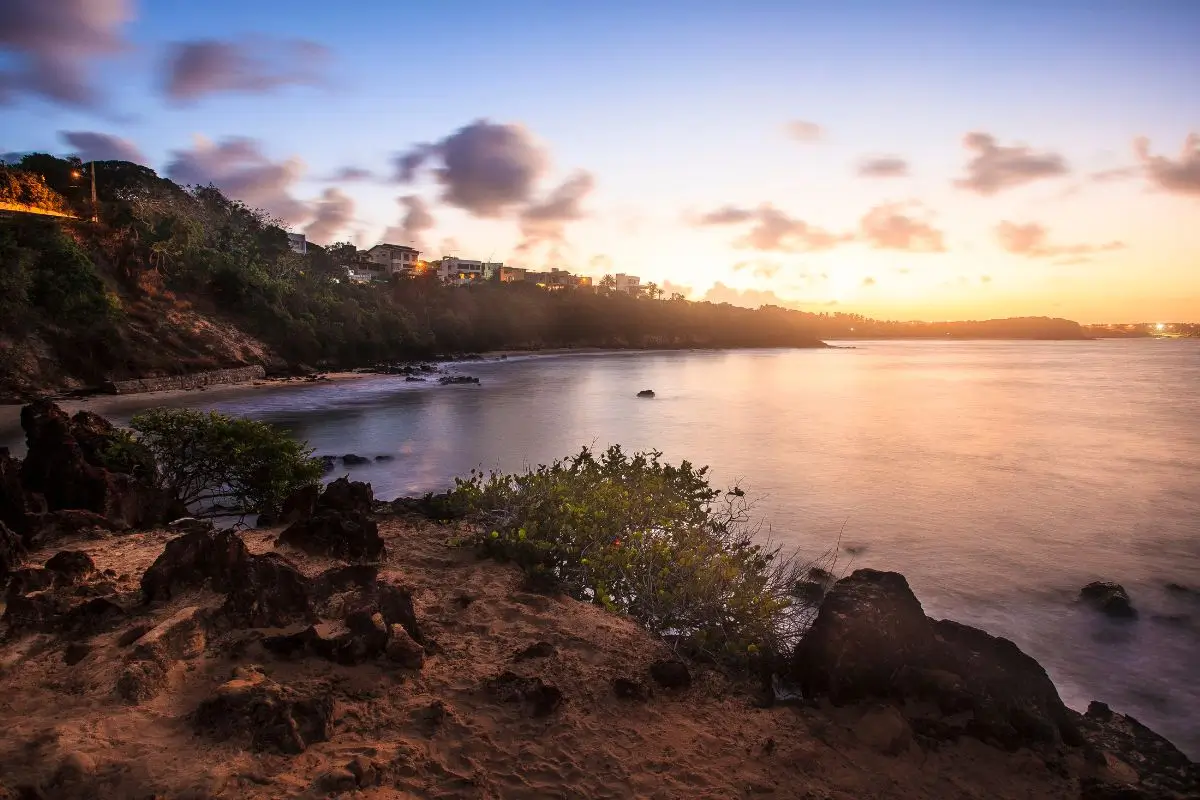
xmin=286 ymin=232 xmax=307 ymax=255
xmin=614 ymin=273 xmax=641 ymax=294
xmin=526 ymin=268 xmax=592 ymax=291
xmin=367 ymin=243 xmax=421 ymax=276
xmin=344 ymin=266 xmax=375 ymax=284
xmin=498 ymin=266 xmax=527 ymax=282
xmin=437 ymin=257 xmax=487 ymax=285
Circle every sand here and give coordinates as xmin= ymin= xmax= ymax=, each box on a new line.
xmin=0 ymin=516 xmax=1100 ymax=799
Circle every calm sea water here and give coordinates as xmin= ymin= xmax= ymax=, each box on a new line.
xmin=4 ymin=340 xmax=1199 ymax=755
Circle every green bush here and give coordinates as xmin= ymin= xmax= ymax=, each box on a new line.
xmin=128 ymin=408 xmax=322 ymax=516
xmin=445 ymin=445 xmax=818 ymax=661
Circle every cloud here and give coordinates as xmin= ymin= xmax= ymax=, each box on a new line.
xmin=1090 ymin=165 xmax=1140 ymax=183
xmin=661 ymin=280 xmax=693 ymax=298
xmin=1133 ymin=134 xmax=1200 ymax=196
xmin=517 ymin=170 xmax=595 ymax=251
xmin=304 ymin=188 xmax=354 ymax=245
xmin=163 ymin=38 xmax=329 ymax=103
xmin=381 ymin=195 xmax=435 ymax=250
xmin=981 ymin=275 xmax=992 ymax=284
xmin=858 ymin=156 xmax=909 ymax=178
xmin=697 ymin=203 xmax=851 ymax=252
xmin=165 ymin=136 xmax=308 ymax=223
xmin=859 ymin=203 xmax=945 ymax=252
xmin=330 ymin=166 xmax=373 ymax=182
xmin=703 ymin=281 xmax=804 ymax=310
xmin=785 ymin=120 xmax=823 ymax=142
xmin=995 ymin=221 xmax=1124 ymax=259
xmin=60 ymin=130 xmax=144 ymax=163
xmin=861 ymin=276 xmax=877 ymax=287
xmin=0 ymin=0 xmax=135 ymax=108
xmin=395 ymin=119 xmax=548 ymax=217
xmin=955 ymin=132 xmax=1069 ymax=195
xmin=732 ymin=260 xmax=783 ymax=279
xmin=588 ymin=254 xmax=613 ymax=274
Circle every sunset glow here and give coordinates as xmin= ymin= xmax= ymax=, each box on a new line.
xmin=2 ymin=2 xmax=1197 ymax=323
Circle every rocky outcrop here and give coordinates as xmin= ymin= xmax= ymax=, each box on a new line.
xmin=194 ymin=665 xmax=333 ymax=754
xmin=1081 ymin=582 xmax=1137 ymax=619
xmin=276 ymin=478 xmax=384 ymax=561
xmin=17 ymin=401 xmax=171 ymax=529
xmin=788 ymin=569 xmax=1081 ymax=750
xmin=1077 ymin=702 xmax=1200 ymax=798
xmin=0 ymin=520 xmax=24 ymax=583
xmin=0 ymin=448 xmax=35 ymax=538
xmin=102 ymin=365 xmax=266 ymax=395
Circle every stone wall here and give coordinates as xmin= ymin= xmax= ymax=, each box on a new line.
xmin=103 ymin=366 xmax=266 ymax=395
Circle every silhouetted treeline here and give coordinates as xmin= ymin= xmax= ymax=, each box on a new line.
xmin=1 ymin=154 xmax=1100 ymax=397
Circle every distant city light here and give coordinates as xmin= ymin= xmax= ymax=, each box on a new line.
xmin=1156 ymin=323 xmax=1166 ymax=331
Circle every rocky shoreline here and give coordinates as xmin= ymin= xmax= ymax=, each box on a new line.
xmin=1 ymin=402 xmax=1197 ymax=798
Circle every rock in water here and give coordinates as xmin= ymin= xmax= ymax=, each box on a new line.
xmin=788 ymin=568 xmax=1081 ymax=750
xmin=194 ymin=665 xmax=333 ymax=754
xmin=1080 ymin=581 xmax=1137 ymax=619
xmin=637 ymin=389 xmax=655 ymax=398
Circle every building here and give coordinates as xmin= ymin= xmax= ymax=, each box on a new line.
xmin=498 ymin=266 xmax=527 ymax=282
xmin=286 ymin=232 xmax=307 ymax=255
xmin=367 ymin=243 xmax=421 ymax=276
xmin=614 ymin=273 xmax=641 ymax=294
xmin=525 ymin=268 xmax=592 ymax=291
xmin=344 ymin=266 xmax=375 ymax=284
xmin=437 ymin=257 xmax=487 ymax=285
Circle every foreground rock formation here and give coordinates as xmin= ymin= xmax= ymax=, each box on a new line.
xmin=1 ymin=508 xmax=1195 ymax=799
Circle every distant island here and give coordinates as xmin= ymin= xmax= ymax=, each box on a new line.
xmin=0 ymin=154 xmax=1190 ymax=401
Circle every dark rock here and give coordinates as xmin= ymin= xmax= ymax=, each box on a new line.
xmin=312 ymin=564 xmax=380 ymax=599
xmin=220 ymin=552 xmax=313 ymax=628
xmin=404 ymin=376 xmax=426 ymax=382
xmin=316 ymin=477 xmax=373 ymax=514
xmin=3 ymin=592 xmax=124 ymax=636
xmin=116 ymin=658 xmax=168 ymax=703
xmin=346 ymin=756 xmax=381 ymax=788
xmin=254 ymin=512 xmax=277 ymax=528
xmin=1164 ymin=582 xmax=1194 ymax=596
xmin=166 ymin=517 xmax=213 ymax=535
xmin=116 ymin=622 xmax=155 ymax=647
xmin=374 ymin=455 xmax=394 ymax=462
xmin=1075 ymin=704 xmax=1200 ymax=798
xmin=316 ymin=611 xmax=389 ymax=665
xmin=5 ymin=567 xmax=53 ymax=597
xmin=385 ymin=624 xmax=425 ymax=669
xmin=486 ymin=671 xmax=564 ymax=716
xmin=44 ymin=550 xmax=96 ymax=585
xmin=279 ymin=483 xmax=320 ymax=524
xmin=636 ymin=389 xmax=655 ymax=398
xmin=131 ymin=605 xmax=208 ymax=661
xmin=375 ymin=582 xmax=423 ymax=644
xmin=438 ymin=375 xmax=480 ymax=385
xmin=514 ymin=641 xmax=557 ymax=661
xmin=23 ymin=509 xmax=117 ymax=548
xmin=277 ymin=508 xmax=384 ymax=562
xmin=1081 ymin=581 xmax=1137 ymax=619
xmin=613 ymin=677 xmax=649 ymax=701
xmin=63 ymin=597 xmax=126 ymax=636
xmin=0 ymin=520 xmax=24 ymax=583
xmin=790 ymin=579 xmax=827 ymax=606
xmin=18 ymin=401 xmax=171 ymax=529
xmin=788 ymin=568 xmax=1080 ymax=750
xmin=342 ymin=454 xmax=370 ymax=465
xmin=315 ymin=768 xmax=357 ymax=794
xmin=649 ymin=659 xmax=692 ymax=689
xmin=319 ymin=456 xmax=339 ymax=474
xmin=0 ymin=449 xmax=35 ymax=538
xmin=141 ymin=528 xmax=251 ymax=602
xmin=63 ymin=642 xmax=92 ymax=666
xmin=194 ymin=665 xmax=333 ymax=754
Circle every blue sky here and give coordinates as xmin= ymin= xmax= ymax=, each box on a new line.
xmin=2 ymin=0 xmax=1198 ymax=321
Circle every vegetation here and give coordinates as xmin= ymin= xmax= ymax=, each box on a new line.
xmin=123 ymin=408 xmax=322 ymax=517
xmin=439 ymin=445 xmax=822 ymax=662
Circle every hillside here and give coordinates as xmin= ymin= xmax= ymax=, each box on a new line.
xmin=1 ymin=155 xmax=1096 ymax=401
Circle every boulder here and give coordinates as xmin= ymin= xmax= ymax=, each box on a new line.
xmin=341 ymin=454 xmax=370 ymax=465
xmin=116 ymin=658 xmax=168 ymax=703
xmin=788 ymin=569 xmax=1080 ymax=750
xmin=279 ymin=483 xmax=320 ymax=524
xmin=277 ymin=508 xmax=384 ymax=561
xmin=1081 ymin=582 xmax=1137 ymax=619
xmin=131 ymin=606 xmax=208 ymax=661
xmin=220 ymin=552 xmax=314 ymax=628
xmin=0 ymin=520 xmax=24 ymax=583
xmin=637 ymin=389 xmax=655 ymax=398
xmin=485 ymin=671 xmax=564 ymax=717
xmin=0 ymin=448 xmax=34 ymax=538
xmin=316 ymin=477 xmax=373 ymax=514
xmin=43 ymin=550 xmax=96 ymax=585
xmin=385 ymin=624 xmax=425 ymax=669
xmin=613 ymin=677 xmax=650 ymax=701
xmin=650 ymin=659 xmax=692 ymax=690
xmin=1076 ymin=702 xmax=1200 ymax=798
xmin=194 ymin=665 xmax=333 ymax=754
xmin=23 ymin=509 xmax=117 ymax=548
xmin=141 ymin=528 xmax=251 ymax=602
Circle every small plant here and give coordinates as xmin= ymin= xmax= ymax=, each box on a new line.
xmin=128 ymin=408 xmax=322 ymax=517
xmin=446 ymin=445 xmax=829 ymax=663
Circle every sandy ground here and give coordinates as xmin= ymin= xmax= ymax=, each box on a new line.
xmin=0 ymin=517 xmax=1097 ymax=799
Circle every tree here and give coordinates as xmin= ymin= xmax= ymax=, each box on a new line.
xmin=128 ymin=408 xmax=322 ymax=517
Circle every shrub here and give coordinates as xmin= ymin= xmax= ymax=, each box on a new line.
xmin=128 ymin=408 xmax=322 ymax=516
xmin=445 ymin=445 xmax=824 ymax=662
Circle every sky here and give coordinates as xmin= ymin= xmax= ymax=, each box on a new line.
xmin=1 ymin=0 xmax=1198 ymax=323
